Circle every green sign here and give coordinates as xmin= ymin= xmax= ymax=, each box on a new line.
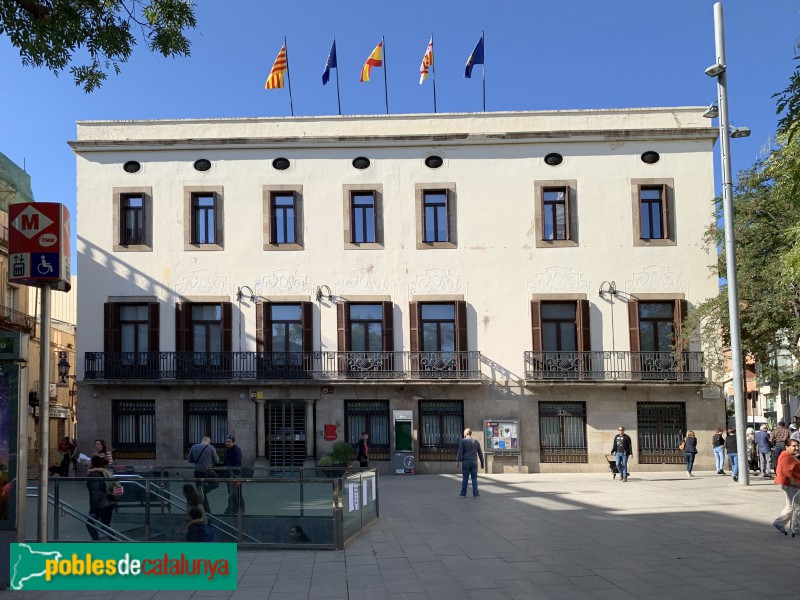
xmin=9 ymin=543 xmax=237 ymax=590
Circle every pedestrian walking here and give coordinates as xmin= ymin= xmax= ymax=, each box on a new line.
xmin=683 ymin=431 xmax=698 ymax=477
xmin=755 ymin=424 xmax=772 ymax=477
xmin=772 ymin=439 xmax=800 ymax=535
xmin=746 ymin=427 xmax=759 ymax=475
xmin=725 ymin=427 xmax=739 ymax=482
xmin=93 ymin=439 xmax=113 ymax=467
xmin=771 ymin=420 xmax=791 ymax=465
xmin=456 ymin=428 xmax=484 ymax=498
xmin=222 ymin=434 xmax=244 ymax=515
xmin=49 ymin=437 xmax=73 ymax=477
xmin=188 ymin=436 xmax=219 ymax=513
xmin=790 ymin=424 xmax=800 ymax=443
xmin=610 ymin=426 xmax=633 ymax=482
xmin=356 ymin=432 xmax=370 ymax=468
xmin=712 ymin=427 xmax=726 ymax=474
xmin=85 ymin=455 xmax=117 ymax=540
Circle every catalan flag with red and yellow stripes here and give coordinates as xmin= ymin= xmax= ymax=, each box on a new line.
xmin=265 ymin=45 xmax=288 ymax=89
xmin=419 ymin=36 xmax=434 ymax=84
xmin=360 ymin=41 xmax=383 ymax=82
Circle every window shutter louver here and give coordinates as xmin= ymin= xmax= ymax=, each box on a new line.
xmin=104 ymin=302 xmax=120 ymax=352
xmin=577 ymin=299 xmax=591 ymax=352
xmin=301 ymin=302 xmax=314 ymax=352
xmin=148 ymin=302 xmax=160 ymax=352
xmin=530 ymin=301 xmax=542 ymax=352
xmin=221 ymin=302 xmax=232 ymax=352
xmin=409 ymin=302 xmax=419 ymax=353
xmin=255 ymin=302 xmax=265 ymax=352
xmin=564 ymin=186 xmax=572 ymax=241
xmin=661 ymin=184 xmax=670 ymax=240
xmin=674 ymin=299 xmax=688 ymax=350
xmin=455 ymin=301 xmax=468 ymax=353
xmin=337 ymin=302 xmax=349 ymax=351
xmin=628 ymin=300 xmax=640 ymax=352
xmin=382 ymin=301 xmax=394 ymax=352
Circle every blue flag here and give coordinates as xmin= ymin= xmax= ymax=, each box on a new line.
xmin=322 ymin=40 xmax=337 ymax=85
xmin=464 ymin=36 xmax=484 ymax=78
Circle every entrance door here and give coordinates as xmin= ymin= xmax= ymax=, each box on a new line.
xmin=267 ymin=401 xmax=306 ymax=469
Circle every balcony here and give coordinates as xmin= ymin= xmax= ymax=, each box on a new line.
xmin=523 ymin=350 xmax=704 ymax=383
xmin=84 ymin=350 xmax=483 ymax=382
xmin=0 ymin=304 xmax=35 ymax=335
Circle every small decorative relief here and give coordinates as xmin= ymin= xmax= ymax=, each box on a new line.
xmin=408 ymin=268 xmax=467 ymax=296
xmin=256 ymin=269 xmax=311 ymax=296
xmin=112 ymin=268 xmax=158 ymax=296
xmin=627 ymin=266 xmax=686 ymax=294
xmin=338 ymin=267 xmax=393 ymax=295
xmin=174 ymin=270 xmax=232 ymax=296
xmin=527 ymin=266 xmax=588 ymax=296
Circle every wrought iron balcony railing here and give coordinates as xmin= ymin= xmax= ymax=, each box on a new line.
xmin=84 ymin=350 xmax=482 ymax=381
xmin=0 ymin=304 xmax=35 ymax=335
xmin=523 ymin=350 xmax=704 ymax=382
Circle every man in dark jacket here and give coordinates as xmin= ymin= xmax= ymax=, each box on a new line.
xmin=356 ymin=432 xmax=370 ymax=468
xmin=457 ymin=428 xmax=484 ymax=498
xmin=223 ymin=435 xmax=244 ymax=515
xmin=610 ymin=426 xmax=633 ymax=482
xmin=771 ymin=421 xmax=791 ymax=464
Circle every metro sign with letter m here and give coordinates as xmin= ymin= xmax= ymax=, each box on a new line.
xmin=9 ymin=202 xmax=71 ymax=291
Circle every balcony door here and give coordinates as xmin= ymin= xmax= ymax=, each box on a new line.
xmin=337 ymin=301 xmax=394 ymax=375
xmin=175 ymin=302 xmax=232 ymax=377
xmin=628 ymin=299 xmax=687 ymax=379
xmin=256 ymin=302 xmax=313 ymax=376
xmin=530 ymin=299 xmax=590 ymax=378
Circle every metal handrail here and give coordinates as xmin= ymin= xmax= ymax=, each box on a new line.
xmin=27 ymin=487 xmax=133 ymax=542
xmin=523 ymin=350 xmax=704 ymax=382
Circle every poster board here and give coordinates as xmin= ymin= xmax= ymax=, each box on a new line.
xmin=482 ymin=419 xmax=521 ymax=473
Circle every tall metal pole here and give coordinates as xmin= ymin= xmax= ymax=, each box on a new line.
xmin=713 ymin=1 xmax=748 ymax=485
xmin=37 ymin=286 xmax=52 ymax=539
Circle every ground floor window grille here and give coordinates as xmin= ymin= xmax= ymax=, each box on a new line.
xmin=112 ymin=400 xmax=156 ymax=459
xmin=184 ymin=400 xmax=227 ymax=455
xmin=419 ymin=400 xmax=463 ymax=461
xmin=637 ymin=402 xmax=686 ymax=464
xmin=345 ymin=400 xmax=389 ymax=461
xmin=539 ymin=401 xmax=587 ymax=463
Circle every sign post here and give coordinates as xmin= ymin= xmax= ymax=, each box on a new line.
xmin=9 ymin=202 xmax=71 ymax=543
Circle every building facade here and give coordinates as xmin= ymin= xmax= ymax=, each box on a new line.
xmin=72 ymin=108 xmax=724 ymax=473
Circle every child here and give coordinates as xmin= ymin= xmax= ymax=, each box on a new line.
xmin=186 ymin=507 xmax=215 ymax=542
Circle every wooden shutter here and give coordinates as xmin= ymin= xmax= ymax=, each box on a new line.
xmin=148 ymin=302 xmax=160 ymax=352
xmin=530 ymin=300 xmax=542 ymax=352
xmin=673 ymin=299 xmax=688 ymax=350
xmin=337 ymin=302 xmax=349 ymax=351
xmin=255 ymin=302 xmax=265 ymax=352
xmin=301 ymin=301 xmax=314 ymax=352
xmin=214 ymin=192 xmax=223 ymax=245
xmin=455 ymin=301 xmax=468 ymax=352
xmin=382 ymin=301 xmax=394 ymax=352
xmin=409 ymin=302 xmax=419 ymax=353
xmin=175 ymin=302 xmax=192 ymax=352
xmin=118 ymin=196 xmax=125 ymax=246
xmin=221 ymin=302 xmax=232 ymax=352
xmin=577 ymin=299 xmax=591 ymax=352
xmin=444 ymin=189 xmax=452 ymax=242
xmin=564 ymin=186 xmax=572 ymax=241
xmin=627 ymin=299 xmax=640 ymax=352
xmin=660 ymin=184 xmax=670 ymax=240
xmin=104 ymin=302 xmax=120 ymax=352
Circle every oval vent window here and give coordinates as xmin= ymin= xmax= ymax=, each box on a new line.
xmin=544 ymin=153 xmax=563 ymax=166
xmin=640 ymin=151 xmax=660 ymax=164
xmin=424 ymin=155 xmax=443 ymax=169
xmin=272 ymin=157 xmax=290 ymax=170
xmin=123 ymin=161 xmax=141 ymax=174
xmin=352 ymin=157 xmax=371 ymax=170
xmin=193 ymin=159 xmax=212 ymax=172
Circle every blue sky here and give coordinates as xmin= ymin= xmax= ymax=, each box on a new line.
xmin=0 ymin=1 xmax=797 ymax=269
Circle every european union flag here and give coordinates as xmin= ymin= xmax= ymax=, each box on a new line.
xmin=322 ymin=40 xmax=337 ymax=85
xmin=464 ymin=36 xmax=484 ymax=78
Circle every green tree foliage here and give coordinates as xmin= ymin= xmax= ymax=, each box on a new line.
xmin=0 ymin=0 xmax=196 ymax=92
xmin=776 ymin=52 xmax=800 ymax=142
xmin=686 ymin=136 xmax=800 ymax=390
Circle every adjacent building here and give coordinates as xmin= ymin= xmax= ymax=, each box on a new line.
xmin=72 ymin=108 xmax=724 ymax=473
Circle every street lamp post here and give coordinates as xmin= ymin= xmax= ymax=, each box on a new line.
xmin=708 ymin=1 xmax=749 ymax=485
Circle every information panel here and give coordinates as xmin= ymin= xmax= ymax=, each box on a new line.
xmin=483 ymin=419 xmax=520 ymax=452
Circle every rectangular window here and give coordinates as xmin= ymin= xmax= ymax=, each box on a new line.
xmin=541 ymin=302 xmax=577 ymax=352
xmin=539 ymin=402 xmax=587 ymax=463
xmin=121 ymin=194 xmax=145 ymax=245
xmin=105 ymin=301 xmax=160 ymax=377
xmin=271 ymin=192 xmax=297 ymax=244
xmin=639 ymin=186 xmax=665 ymax=240
xmin=637 ymin=402 xmax=686 ymax=464
xmin=192 ymin=193 xmax=216 ymax=244
xmin=112 ymin=400 xmax=156 ymax=459
xmin=256 ymin=302 xmax=313 ymax=375
xmin=120 ymin=304 xmax=150 ymax=354
xmin=351 ymin=192 xmax=376 ymax=244
xmin=175 ymin=302 xmax=232 ymax=377
xmin=638 ymin=302 xmax=675 ymax=353
xmin=628 ymin=299 xmax=689 ymax=380
xmin=423 ymin=191 xmax=449 ymax=243
xmin=350 ymin=304 xmax=384 ymax=352
xmin=345 ymin=400 xmax=390 ymax=461
xmin=269 ymin=304 xmax=303 ymax=353
xmin=184 ymin=400 xmax=227 ymax=454
xmin=542 ymin=187 xmax=568 ymax=241
xmin=419 ymin=400 xmax=463 ymax=461
xmin=191 ymin=304 xmax=223 ymax=353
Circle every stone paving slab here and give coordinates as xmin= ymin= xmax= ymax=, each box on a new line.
xmin=4 ymin=471 xmax=800 ymax=599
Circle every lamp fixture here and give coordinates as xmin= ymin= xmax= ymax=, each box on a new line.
xmin=704 ymin=63 xmax=726 ymax=78
xmin=57 ymin=356 xmax=70 ymax=379
xmin=598 ymin=281 xmax=618 ymax=299
xmin=730 ymin=126 xmax=751 ymax=138
xmin=236 ymin=285 xmax=256 ymax=303
xmin=703 ymin=103 xmax=719 ymax=119
xmin=316 ymin=285 xmax=334 ymax=302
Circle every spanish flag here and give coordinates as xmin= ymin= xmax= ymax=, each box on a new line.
xmin=360 ymin=41 xmax=383 ymax=82
xmin=265 ymin=45 xmax=287 ymax=89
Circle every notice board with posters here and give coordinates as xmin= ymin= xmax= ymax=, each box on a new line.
xmin=482 ymin=419 xmax=521 ymax=473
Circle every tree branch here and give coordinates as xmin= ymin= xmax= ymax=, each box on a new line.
xmin=12 ymin=0 xmax=51 ymax=19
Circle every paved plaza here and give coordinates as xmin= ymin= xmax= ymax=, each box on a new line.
xmin=4 ymin=469 xmax=799 ymax=599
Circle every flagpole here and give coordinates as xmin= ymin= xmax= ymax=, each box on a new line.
xmin=334 ymin=36 xmax=342 ymax=116
xmin=481 ymin=31 xmax=486 ymax=112
xmin=431 ymin=33 xmax=437 ymax=114
xmin=284 ymin=36 xmax=295 ymax=116
xmin=382 ymin=35 xmax=389 ymax=114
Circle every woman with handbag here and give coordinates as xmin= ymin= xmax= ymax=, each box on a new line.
xmin=683 ymin=431 xmax=698 ymax=478
xmin=85 ymin=455 xmax=118 ymax=540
